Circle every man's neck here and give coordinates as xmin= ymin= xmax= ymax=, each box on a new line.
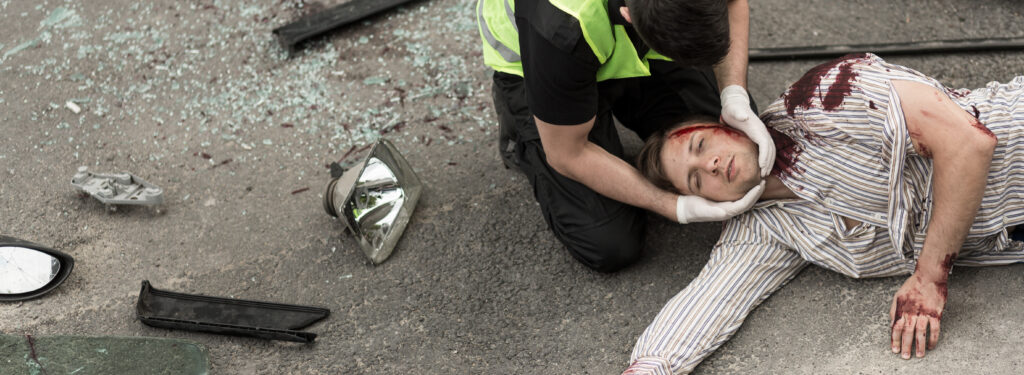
xmin=760 ymin=176 xmax=798 ymax=200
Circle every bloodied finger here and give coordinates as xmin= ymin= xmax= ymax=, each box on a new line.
xmin=901 ymin=315 xmax=916 ymax=359
xmin=928 ymin=316 xmax=941 ymax=350
xmin=891 ymin=315 xmax=903 ymax=353
xmin=915 ymin=316 xmax=928 ymax=357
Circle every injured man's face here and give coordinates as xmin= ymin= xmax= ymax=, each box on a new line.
xmin=656 ymin=122 xmax=763 ymax=202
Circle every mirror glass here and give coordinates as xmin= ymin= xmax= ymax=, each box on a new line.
xmin=346 ymin=157 xmax=406 ymax=251
xmin=0 ymin=246 xmax=61 ymax=294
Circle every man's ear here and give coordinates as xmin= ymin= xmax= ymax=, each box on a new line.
xmin=620 ymin=6 xmax=632 ymax=23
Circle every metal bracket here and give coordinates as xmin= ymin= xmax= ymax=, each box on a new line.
xmin=71 ymin=166 xmax=164 ymax=206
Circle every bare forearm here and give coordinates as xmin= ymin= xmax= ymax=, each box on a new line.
xmin=916 ymin=146 xmax=991 ymax=279
xmin=536 ymin=115 xmax=677 ymax=219
xmin=894 ymin=80 xmax=997 ymax=280
xmin=889 ymin=137 xmax=991 ymax=358
xmin=552 ymin=141 xmax=677 ymax=219
xmin=713 ymin=0 xmax=750 ymax=90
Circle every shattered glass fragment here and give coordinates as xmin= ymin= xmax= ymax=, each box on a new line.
xmin=3 ymin=39 xmax=40 ymax=59
xmin=363 ymin=76 xmax=387 ymax=85
xmin=39 ymin=7 xmax=79 ymax=29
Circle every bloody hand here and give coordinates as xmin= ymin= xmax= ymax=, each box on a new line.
xmin=889 ymin=272 xmax=947 ymax=359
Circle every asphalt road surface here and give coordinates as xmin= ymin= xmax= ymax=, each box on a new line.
xmin=2 ymin=0 xmax=1023 ymax=373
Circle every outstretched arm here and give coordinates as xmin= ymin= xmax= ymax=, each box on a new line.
xmin=624 ymin=240 xmax=807 ymax=374
xmin=888 ymin=80 xmax=997 ymax=359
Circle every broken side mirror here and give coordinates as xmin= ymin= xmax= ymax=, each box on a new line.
xmin=323 ymin=140 xmax=423 ymax=264
xmin=0 ymin=236 xmax=74 ymax=302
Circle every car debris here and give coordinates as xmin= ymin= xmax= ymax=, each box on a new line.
xmin=0 ymin=334 xmax=209 ymax=374
xmin=71 ymin=166 xmax=164 ymax=208
xmin=272 ymin=0 xmax=420 ymax=55
xmin=323 ymin=139 xmax=423 ymax=264
xmin=136 ymin=281 xmax=330 ymax=343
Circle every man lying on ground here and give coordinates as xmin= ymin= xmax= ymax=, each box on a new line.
xmin=622 ymin=53 xmax=1024 ymax=374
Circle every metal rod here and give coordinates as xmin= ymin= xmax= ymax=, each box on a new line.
xmin=750 ymin=36 xmax=1024 ymax=61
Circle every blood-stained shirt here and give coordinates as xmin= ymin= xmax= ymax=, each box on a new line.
xmin=624 ymin=53 xmax=1024 ymax=375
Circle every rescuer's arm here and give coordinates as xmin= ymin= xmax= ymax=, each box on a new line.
xmin=536 ymin=117 xmax=762 ymax=223
xmin=715 ymin=0 xmax=775 ymax=178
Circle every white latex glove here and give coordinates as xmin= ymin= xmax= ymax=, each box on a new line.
xmin=676 ymin=181 xmax=765 ymax=223
xmin=721 ymin=85 xmax=776 ymax=177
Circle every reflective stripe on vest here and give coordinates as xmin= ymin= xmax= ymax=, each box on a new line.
xmin=477 ymin=0 xmax=520 ymax=63
xmin=477 ymin=0 xmax=671 ymax=81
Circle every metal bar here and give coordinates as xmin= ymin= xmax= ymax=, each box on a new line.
xmin=750 ymin=37 xmax=1024 ymax=61
xmin=273 ymin=0 xmax=421 ymax=54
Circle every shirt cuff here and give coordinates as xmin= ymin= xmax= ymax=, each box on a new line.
xmin=622 ymin=357 xmax=673 ymax=375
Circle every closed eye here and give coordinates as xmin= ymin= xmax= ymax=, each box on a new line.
xmin=695 ymin=138 xmax=704 ymax=191
xmin=688 ymin=169 xmax=702 ymax=193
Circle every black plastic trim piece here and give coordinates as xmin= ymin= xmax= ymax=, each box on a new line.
xmin=273 ymin=0 xmax=421 ymax=54
xmin=136 ymin=281 xmax=330 ymax=343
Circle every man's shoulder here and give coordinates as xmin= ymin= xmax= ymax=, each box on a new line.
xmin=518 ymin=0 xmax=584 ymax=54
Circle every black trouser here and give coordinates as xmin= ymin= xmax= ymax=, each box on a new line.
xmin=491 ymin=61 xmax=727 ymax=272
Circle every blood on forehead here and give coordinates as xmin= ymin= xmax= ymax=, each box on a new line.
xmin=668 ymin=124 xmax=742 ymax=141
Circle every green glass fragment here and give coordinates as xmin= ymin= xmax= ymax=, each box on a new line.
xmin=3 ymin=39 xmax=40 ymax=59
xmin=0 ymin=335 xmax=209 ymax=375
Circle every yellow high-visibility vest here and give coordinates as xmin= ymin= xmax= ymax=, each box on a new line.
xmin=476 ymin=0 xmax=671 ymax=81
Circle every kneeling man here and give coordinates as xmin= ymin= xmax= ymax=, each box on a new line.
xmin=625 ymin=53 xmax=1024 ymax=374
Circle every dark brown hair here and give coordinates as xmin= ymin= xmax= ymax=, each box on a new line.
xmin=625 ymin=0 xmax=731 ymax=67
xmin=636 ymin=116 xmax=720 ymax=194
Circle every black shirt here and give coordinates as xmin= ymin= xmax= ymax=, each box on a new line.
xmin=515 ymin=0 xmax=604 ymax=126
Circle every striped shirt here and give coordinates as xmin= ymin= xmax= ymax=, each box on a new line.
xmin=625 ymin=54 xmax=1024 ymax=375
